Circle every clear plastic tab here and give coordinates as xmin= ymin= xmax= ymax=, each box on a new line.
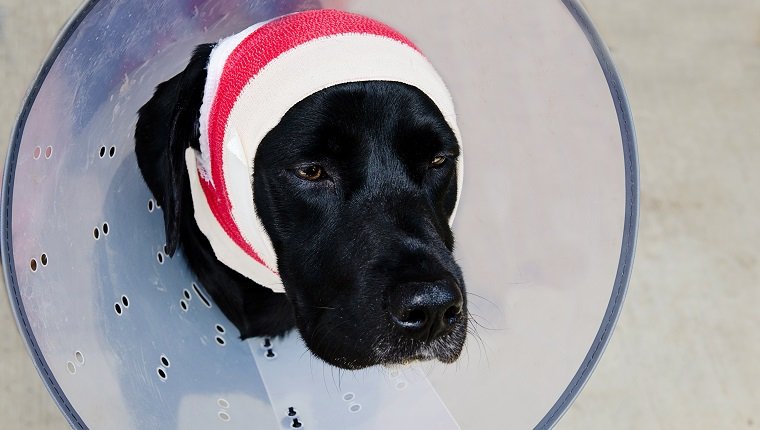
xmin=250 ymin=333 xmax=461 ymax=429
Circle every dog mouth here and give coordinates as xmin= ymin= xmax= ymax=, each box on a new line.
xmin=372 ymin=326 xmax=468 ymax=366
xmin=300 ymin=314 xmax=468 ymax=370
xmin=316 ymin=340 xmax=466 ymax=370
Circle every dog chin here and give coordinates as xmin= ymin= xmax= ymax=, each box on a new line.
xmin=391 ymin=336 xmax=466 ymax=366
xmin=314 ymin=349 xmax=464 ymax=371
xmin=303 ymin=331 xmax=466 ymax=370
xmin=372 ymin=330 xmax=468 ymax=368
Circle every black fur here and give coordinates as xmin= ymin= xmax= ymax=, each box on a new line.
xmin=135 ymin=45 xmax=467 ymax=369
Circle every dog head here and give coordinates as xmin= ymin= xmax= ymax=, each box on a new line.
xmin=253 ymin=81 xmax=466 ymax=369
xmin=135 ymin=11 xmax=468 ymax=370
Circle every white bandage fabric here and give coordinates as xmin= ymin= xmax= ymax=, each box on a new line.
xmin=186 ymin=9 xmax=463 ymax=292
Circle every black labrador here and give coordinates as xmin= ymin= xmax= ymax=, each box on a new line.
xmin=135 ymin=44 xmax=467 ymax=369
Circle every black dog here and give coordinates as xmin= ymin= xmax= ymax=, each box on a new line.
xmin=135 ymin=44 xmax=467 ymax=369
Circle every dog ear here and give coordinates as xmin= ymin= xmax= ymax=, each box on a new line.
xmin=135 ymin=44 xmax=214 ymax=256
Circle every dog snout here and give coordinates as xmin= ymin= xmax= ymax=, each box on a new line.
xmin=387 ymin=279 xmax=463 ymax=342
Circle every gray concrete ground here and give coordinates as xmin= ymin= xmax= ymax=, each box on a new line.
xmin=1 ymin=0 xmax=758 ymax=429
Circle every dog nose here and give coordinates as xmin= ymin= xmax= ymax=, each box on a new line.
xmin=388 ymin=280 xmax=463 ymax=341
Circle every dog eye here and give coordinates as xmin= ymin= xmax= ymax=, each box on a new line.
xmin=430 ymin=155 xmax=447 ymax=167
xmin=295 ymin=164 xmax=325 ymax=181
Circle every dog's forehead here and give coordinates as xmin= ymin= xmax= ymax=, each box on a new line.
xmin=308 ymin=117 xmax=457 ymax=171
xmin=321 ymin=98 xmax=456 ymax=155
xmin=259 ymin=81 xmax=459 ymax=168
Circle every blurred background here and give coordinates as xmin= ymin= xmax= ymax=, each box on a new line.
xmin=0 ymin=0 xmax=757 ymax=429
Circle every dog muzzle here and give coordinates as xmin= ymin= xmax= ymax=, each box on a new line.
xmin=185 ymin=9 xmax=463 ymax=292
